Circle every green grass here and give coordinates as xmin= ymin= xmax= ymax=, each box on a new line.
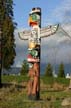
xmin=2 ymin=75 xmax=29 ymax=83
xmin=2 ymin=75 xmax=70 ymax=85
xmin=41 ymin=76 xmax=70 ymax=86
xmin=0 ymin=75 xmax=71 ymax=108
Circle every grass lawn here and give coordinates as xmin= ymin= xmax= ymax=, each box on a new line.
xmin=0 ymin=75 xmax=71 ymax=108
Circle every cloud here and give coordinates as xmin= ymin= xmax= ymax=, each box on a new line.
xmin=56 ymin=45 xmax=71 ymax=64
xmin=41 ymin=24 xmax=71 ymax=64
xmin=41 ymin=40 xmax=71 ymax=65
xmin=62 ymin=23 xmax=71 ymax=37
xmin=14 ymin=30 xmax=28 ymax=67
xmin=14 ymin=23 xmax=71 ymax=67
xmin=46 ymin=0 xmax=71 ymax=25
xmin=15 ymin=30 xmax=28 ymax=47
xmin=55 ymin=0 xmax=71 ymax=23
xmin=14 ymin=61 xmax=22 ymax=67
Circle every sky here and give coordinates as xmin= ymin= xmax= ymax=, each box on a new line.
xmin=13 ymin=0 xmax=71 ymax=73
xmin=14 ymin=23 xmax=71 ymax=74
xmin=13 ymin=0 xmax=71 ymax=29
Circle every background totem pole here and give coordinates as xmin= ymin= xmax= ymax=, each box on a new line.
xmin=27 ymin=7 xmax=41 ymax=100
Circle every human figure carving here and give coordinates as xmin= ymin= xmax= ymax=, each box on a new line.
xmin=27 ymin=63 xmax=39 ymax=100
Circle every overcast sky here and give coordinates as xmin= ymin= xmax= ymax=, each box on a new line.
xmin=14 ymin=24 xmax=71 ymax=67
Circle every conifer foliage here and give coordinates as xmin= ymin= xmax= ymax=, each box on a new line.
xmin=0 ymin=0 xmax=16 ymax=69
xmin=20 ymin=60 xmax=29 ymax=75
xmin=45 ymin=63 xmax=53 ymax=77
xmin=58 ymin=63 xmax=65 ymax=78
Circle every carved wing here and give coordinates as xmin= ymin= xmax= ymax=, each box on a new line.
xmin=18 ymin=30 xmax=31 ymax=40
xmin=18 ymin=24 xmax=59 ymax=40
xmin=40 ymin=24 xmax=59 ymax=38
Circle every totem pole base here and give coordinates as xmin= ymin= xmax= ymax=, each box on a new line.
xmin=28 ymin=93 xmax=40 ymax=100
xmin=36 ymin=91 xmax=40 ymax=100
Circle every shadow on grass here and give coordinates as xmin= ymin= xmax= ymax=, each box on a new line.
xmin=2 ymin=82 xmax=26 ymax=89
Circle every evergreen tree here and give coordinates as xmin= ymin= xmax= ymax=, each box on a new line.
xmin=0 ymin=0 xmax=16 ymax=86
xmin=45 ymin=63 xmax=53 ymax=77
xmin=20 ymin=60 xmax=29 ymax=75
xmin=58 ymin=63 xmax=65 ymax=78
xmin=0 ymin=0 xmax=16 ymax=69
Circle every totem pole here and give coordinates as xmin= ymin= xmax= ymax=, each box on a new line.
xmin=27 ymin=7 xmax=41 ymax=100
xmin=18 ymin=7 xmax=59 ymax=100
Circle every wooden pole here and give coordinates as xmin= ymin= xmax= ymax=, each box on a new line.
xmin=27 ymin=7 xmax=41 ymax=100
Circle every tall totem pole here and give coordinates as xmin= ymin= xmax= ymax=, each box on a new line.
xmin=27 ymin=7 xmax=41 ymax=100
xmin=18 ymin=7 xmax=59 ymax=100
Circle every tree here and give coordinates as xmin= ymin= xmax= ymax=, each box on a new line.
xmin=45 ymin=63 xmax=53 ymax=77
xmin=0 ymin=0 xmax=16 ymax=69
xmin=0 ymin=0 xmax=16 ymax=87
xmin=20 ymin=60 xmax=29 ymax=75
xmin=58 ymin=63 xmax=65 ymax=78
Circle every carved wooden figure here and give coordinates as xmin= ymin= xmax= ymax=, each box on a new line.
xmin=18 ymin=7 xmax=59 ymax=100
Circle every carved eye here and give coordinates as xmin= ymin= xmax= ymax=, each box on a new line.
xmin=31 ymin=30 xmax=37 ymax=35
